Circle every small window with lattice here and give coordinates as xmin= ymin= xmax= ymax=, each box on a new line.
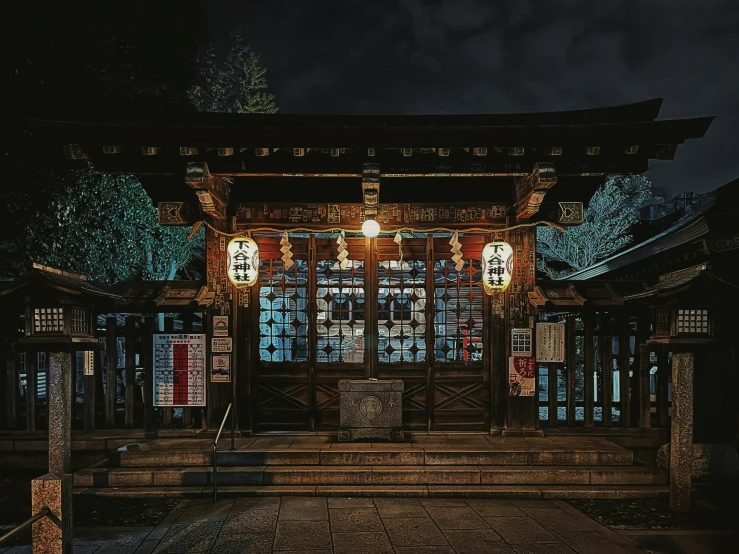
xmin=677 ymin=309 xmax=710 ymax=335
xmin=72 ymin=307 xmax=89 ymax=334
xmin=34 ymin=308 xmax=64 ymax=333
xmin=655 ymin=308 xmax=671 ymax=336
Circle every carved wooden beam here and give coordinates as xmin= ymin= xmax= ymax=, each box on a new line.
xmin=515 ymin=162 xmax=557 ymax=219
xmin=185 ymin=162 xmax=230 ymax=220
xmin=157 ymin=202 xmax=199 ymax=225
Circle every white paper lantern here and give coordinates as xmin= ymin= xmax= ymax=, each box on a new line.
xmin=481 ymin=241 xmax=513 ymax=294
xmin=227 ymin=237 xmax=259 ymax=287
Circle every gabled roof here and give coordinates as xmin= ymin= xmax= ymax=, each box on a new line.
xmin=112 ymin=280 xmax=214 ymax=311
xmin=623 ymin=264 xmax=739 ymax=301
xmin=0 ymin=263 xmax=120 ymax=304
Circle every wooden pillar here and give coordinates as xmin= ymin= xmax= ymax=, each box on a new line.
xmin=619 ymin=314 xmax=631 ymax=427
xmin=6 ymin=349 xmax=17 ymax=430
xmin=639 ymin=344 xmax=652 ymax=429
xmin=565 ymin=316 xmax=576 ymax=426
xmin=162 ymin=316 xmax=174 ymax=426
xmin=670 ymin=352 xmax=694 ymax=512
xmin=490 ymin=314 xmax=506 ymax=431
xmin=105 ymin=316 xmax=117 ymax=427
xmin=547 ymin=362 xmax=558 ymax=426
xmin=601 ymin=314 xmax=613 ymax=427
xmin=583 ymin=313 xmax=595 ymax=428
xmin=26 ymin=352 xmax=37 ymax=432
xmin=657 ymin=350 xmax=670 ymax=427
xmin=143 ymin=316 xmax=155 ymax=430
xmin=124 ymin=316 xmax=136 ymax=428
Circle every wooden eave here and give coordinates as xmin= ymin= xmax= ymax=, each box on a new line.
xmin=113 ymin=280 xmax=214 ymax=312
xmin=528 ymin=281 xmax=643 ymax=310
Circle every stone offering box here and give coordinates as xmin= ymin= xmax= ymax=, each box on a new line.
xmin=338 ymin=379 xmax=403 ymax=442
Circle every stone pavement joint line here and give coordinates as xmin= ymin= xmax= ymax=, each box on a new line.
xmin=0 ymin=497 xmax=650 ymax=553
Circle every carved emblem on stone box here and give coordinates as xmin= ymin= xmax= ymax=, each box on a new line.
xmin=360 ymin=396 xmax=383 ymax=419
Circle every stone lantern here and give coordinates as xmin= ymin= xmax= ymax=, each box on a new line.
xmin=0 ymin=263 xmax=118 ymax=553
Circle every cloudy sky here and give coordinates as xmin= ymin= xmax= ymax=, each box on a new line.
xmin=210 ymin=0 xmax=739 ymax=194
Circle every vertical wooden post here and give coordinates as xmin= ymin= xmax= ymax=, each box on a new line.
xmin=670 ymin=352 xmax=693 ymax=512
xmin=105 ymin=316 xmax=117 ymax=428
xmin=657 ymin=350 xmax=670 ymax=427
xmin=143 ymin=316 xmax=155 ymax=430
xmin=26 ymin=352 xmax=37 ymax=432
xmin=619 ymin=314 xmax=631 ymax=427
xmin=181 ymin=313 xmax=194 ymax=427
xmin=307 ymin=234 xmax=317 ymax=432
xmin=162 ymin=316 xmax=174 ymax=426
xmin=6 ymin=349 xmax=17 ymax=429
xmin=584 ymin=313 xmax=595 ymax=428
xmin=639 ymin=344 xmax=652 ymax=429
xmin=547 ymin=362 xmax=558 ymax=426
xmin=602 ymin=314 xmax=613 ymax=427
xmin=124 ymin=317 xmax=136 ymax=429
xmin=425 ymin=234 xmax=435 ymax=432
xmin=566 ymin=316 xmax=576 ymax=426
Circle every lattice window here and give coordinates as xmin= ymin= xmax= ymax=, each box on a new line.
xmin=258 ymin=259 xmax=309 ymax=362
xmin=677 ymin=309 xmax=709 ymax=334
xmin=34 ymin=308 xmax=63 ymax=333
xmin=72 ymin=307 xmax=89 ymax=334
xmin=433 ymin=259 xmax=484 ymax=362
xmin=316 ymin=259 xmax=365 ymax=363
xmin=655 ymin=308 xmax=671 ymax=336
xmin=378 ymin=260 xmax=427 ymax=363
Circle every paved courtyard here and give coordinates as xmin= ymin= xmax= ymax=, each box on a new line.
xmin=2 ymin=497 xmax=650 ymax=554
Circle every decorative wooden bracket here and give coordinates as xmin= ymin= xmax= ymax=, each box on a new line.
xmin=157 ymin=202 xmax=199 ymax=225
xmin=185 ymin=162 xmax=230 ymax=220
xmin=515 ymin=162 xmax=557 ymax=219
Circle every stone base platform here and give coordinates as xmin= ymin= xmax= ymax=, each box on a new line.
xmin=72 ymin=434 xmax=668 ymax=500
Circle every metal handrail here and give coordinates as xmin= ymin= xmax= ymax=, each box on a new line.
xmin=212 ymin=402 xmax=233 ymax=503
xmin=0 ymin=508 xmax=51 ymax=546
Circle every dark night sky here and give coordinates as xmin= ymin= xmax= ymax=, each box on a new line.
xmin=207 ymin=0 xmax=738 ymax=195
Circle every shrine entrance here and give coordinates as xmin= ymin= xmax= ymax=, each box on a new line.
xmin=251 ymin=233 xmax=493 ymax=432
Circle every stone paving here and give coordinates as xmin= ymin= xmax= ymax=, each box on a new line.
xmin=1 ymin=497 xmax=650 ymax=554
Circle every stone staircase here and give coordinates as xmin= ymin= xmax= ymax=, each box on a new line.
xmin=73 ymin=435 xmax=668 ymax=499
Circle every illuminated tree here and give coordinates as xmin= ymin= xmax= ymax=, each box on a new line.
xmin=536 ymin=175 xmax=653 ymax=279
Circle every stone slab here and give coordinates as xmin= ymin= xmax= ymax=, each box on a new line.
xmin=424 ymin=506 xmax=489 ymax=529
xmin=328 ymin=507 xmax=384 ymax=533
xmin=428 ymin=486 xmax=542 ymax=498
xmin=331 ymin=531 xmax=394 ymax=554
xmin=320 ymin=450 xmax=424 ymax=465
xmin=278 ymin=497 xmax=328 ymax=521
xmin=383 ymin=517 xmax=450 ymax=547
xmin=315 ymin=486 xmax=428 ymax=497
xmin=485 ymin=516 xmax=560 ymax=544
xmin=274 ymin=521 xmax=332 ymax=551
xmin=373 ymin=498 xmax=428 ymax=518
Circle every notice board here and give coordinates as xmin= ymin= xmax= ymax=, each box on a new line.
xmin=153 ymin=334 xmax=206 ymax=407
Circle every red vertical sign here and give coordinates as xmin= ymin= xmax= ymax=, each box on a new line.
xmin=173 ymin=343 xmax=188 ymax=405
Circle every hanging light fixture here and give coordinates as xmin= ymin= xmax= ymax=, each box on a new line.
xmin=362 ymin=217 xmax=381 ymax=238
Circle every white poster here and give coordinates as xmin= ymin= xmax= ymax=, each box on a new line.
xmin=511 ymin=328 xmax=532 ymax=357
xmin=212 ymin=337 xmax=233 ymax=353
xmin=153 ymin=334 xmax=206 ymax=407
xmin=536 ymin=322 xmax=565 ymax=363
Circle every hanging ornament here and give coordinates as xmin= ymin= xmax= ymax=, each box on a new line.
xmin=450 ymin=232 xmax=464 ymax=271
xmin=280 ymin=231 xmax=294 ymax=270
xmin=336 ymin=231 xmax=349 ymax=269
xmin=394 ymin=231 xmax=403 ymax=265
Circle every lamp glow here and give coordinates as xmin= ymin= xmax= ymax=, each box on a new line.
xmin=362 ymin=218 xmax=381 ymax=238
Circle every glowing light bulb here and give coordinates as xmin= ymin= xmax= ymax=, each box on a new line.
xmin=362 ymin=218 xmax=381 ymax=238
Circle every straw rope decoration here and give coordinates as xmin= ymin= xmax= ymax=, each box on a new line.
xmin=186 ymin=219 xmax=565 ymax=241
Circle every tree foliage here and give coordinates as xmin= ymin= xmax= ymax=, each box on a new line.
xmin=3 ymin=8 xmax=276 ymax=286
xmin=537 ymin=175 xmax=652 ymax=279
xmin=189 ymin=28 xmax=278 ymax=114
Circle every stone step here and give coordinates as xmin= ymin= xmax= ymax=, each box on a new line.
xmin=72 ymin=484 xmax=669 ymax=499
xmin=75 ymin=464 xmax=665 ymax=488
xmin=116 ymin=448 xmax=634 ymax=467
